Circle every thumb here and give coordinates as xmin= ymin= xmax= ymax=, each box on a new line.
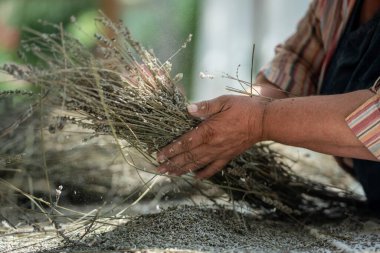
xmin=187 ymin=96 xmax=227 ymax=118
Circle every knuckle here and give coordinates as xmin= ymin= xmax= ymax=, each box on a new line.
xmin=184 ymin=151 xmax=194 ymax=163
xmin=181 ymin=138 xmax=192 ymax=152
xmin=218 ymin=95 xmax=230 ymax=105
xmin=165 ymin=159 xmax=175 ymax=169
xmin=167 ymin=146 xmax=175 ymax=156
xmin=219 ymin=95 xmax=229 ymax=102
xmin=201 ymin=124 xmax=216 ymax=144
xmin=199 ymin=100 xmax=210 ymax=113
xmin=168 ymin=160 xmax=183 ymax=172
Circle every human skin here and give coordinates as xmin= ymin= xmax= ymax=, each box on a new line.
xmin=156 ymin=75 xmax=377 ymax=179
xmin=156 ymin=0 xmax=380 ymax=179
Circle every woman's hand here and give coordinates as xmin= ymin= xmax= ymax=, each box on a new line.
xmin=156 ymin=95 xmax=269 ymax=179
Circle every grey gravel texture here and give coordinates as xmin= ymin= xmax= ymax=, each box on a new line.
xmin=3 ymin=205 xmax=379 ymax=253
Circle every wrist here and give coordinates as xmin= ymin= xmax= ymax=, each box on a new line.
xmin=260 ymin=99 xmax=272 ymax=142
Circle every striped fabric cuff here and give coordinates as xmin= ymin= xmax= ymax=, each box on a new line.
xmin=346 ymin=95 xmax=380 ymax=159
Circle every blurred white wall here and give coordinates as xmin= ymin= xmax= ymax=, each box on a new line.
xmin=192 ymin=0 xmax=310 ymax=101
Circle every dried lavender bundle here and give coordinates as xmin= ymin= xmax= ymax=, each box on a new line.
xmin=1 ymin=15 xmax=364 ymax=216
xmin=9 ymin=18 xmax=197 ymax=153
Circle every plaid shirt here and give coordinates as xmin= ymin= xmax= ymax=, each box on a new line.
xmin=261 ymin=0 xmax=380 ymax=159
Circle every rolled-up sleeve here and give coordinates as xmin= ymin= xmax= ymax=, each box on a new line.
xmin=260 ymin=0 xmax=380 ymax=158
xmin=260 ymin=0 xmax=325 ymax=96
xmin=346 ymin=80 xmax=380 ymax=159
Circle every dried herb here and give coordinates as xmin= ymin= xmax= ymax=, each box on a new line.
xmin=1 ymin=14 xmax=364 ymax=216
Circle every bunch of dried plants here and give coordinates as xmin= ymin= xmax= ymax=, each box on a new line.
xmin=1 ymin=14 xmax=364 ymax=218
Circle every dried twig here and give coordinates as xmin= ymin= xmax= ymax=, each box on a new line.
xmin=1 ymin=14 xmax=364 ymax=217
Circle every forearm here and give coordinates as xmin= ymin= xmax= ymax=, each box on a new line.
xmin=263 ymin=89 xmax=377 ymax=160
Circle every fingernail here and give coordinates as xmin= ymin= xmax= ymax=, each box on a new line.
xmin=187 ymin=104 xmax=198 ymax=113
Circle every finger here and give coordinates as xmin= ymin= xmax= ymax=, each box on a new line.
xmin=156 ymin=131 xmax=199 ymax=162
xmin=195 ymin=159 xmax=229 ymax=179
xmin=157 ymin=146 xmax=212 ymax=174
xmin=157 ymin=122 xmax=215 ymax=161
xmin=166 ymin=160 xmax=205 ymax=176
xmin=187 ymin=95 xmax=228 ymax=119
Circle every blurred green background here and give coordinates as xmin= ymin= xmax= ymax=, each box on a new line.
xmin=0 ymin=0 xmax=199 ymax=95
xmin=0 ymin=0 xmax=200 ymax=206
